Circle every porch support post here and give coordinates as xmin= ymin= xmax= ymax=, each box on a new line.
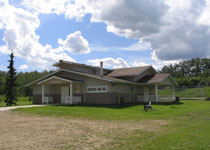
xmin=70 ymin=82 xmax=73 ymax=104
xmin=42 ymin=84 xmax=44 ymax=104
xmin=155 ymin=84 xmax=158 ymax=102
xmin=84 ymin=83 xmax=86 ymax=104
xmin=172 ymin=86 xmax=175 ymax=101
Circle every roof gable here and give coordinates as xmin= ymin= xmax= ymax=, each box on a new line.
xmin=138 ymin=74 xmax=178 ymax=86
xmin=37 ymin=76 xmax=83 ymax=85
xmin=26 ymin=69 xmax=135 ymax=87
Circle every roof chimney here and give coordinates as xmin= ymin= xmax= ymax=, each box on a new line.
xmin=100 ymin=61 xmax=103 ymax=78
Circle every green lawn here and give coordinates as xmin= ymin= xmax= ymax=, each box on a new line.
xmin=0 ymin=95 xmax=32 ymax=107
xmin=14 ymin=100 xmax=210 ymax=149
xmin=159 ymin=86 xmax=210 ymax=98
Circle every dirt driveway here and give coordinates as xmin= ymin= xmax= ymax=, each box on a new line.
xmin=0 ymin=111 xmax=167 ymax=150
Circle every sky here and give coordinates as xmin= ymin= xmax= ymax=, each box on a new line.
xmin=0 ymin=0 xmax=210 ymax=72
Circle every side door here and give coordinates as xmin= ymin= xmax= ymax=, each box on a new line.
xmin=61 ymin=86 xmax=69 ymax=104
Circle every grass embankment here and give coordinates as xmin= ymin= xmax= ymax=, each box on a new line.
xmin=14 ymin=100 xmax=210 ymax=149
xmin=0 ymin=95 xmax=32 ymax=107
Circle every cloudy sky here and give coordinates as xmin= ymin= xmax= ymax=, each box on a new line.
xmin=0 ymin=0 xmax=210 ymax=71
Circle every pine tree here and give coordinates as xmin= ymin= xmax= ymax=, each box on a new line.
xmin=5 ymin=53 xmax=17 ymax=106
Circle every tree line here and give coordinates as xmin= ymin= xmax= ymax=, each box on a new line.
xmin=160 ymin=58 xmax=210 ymax=86
xmin=1 ymin=57 xmax=210 ymax=98
xmin=0 ymin=70 xmax=53 ymax=97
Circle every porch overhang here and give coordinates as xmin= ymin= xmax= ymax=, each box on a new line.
xmin=36 ymin=76 xmax=84 ymax=85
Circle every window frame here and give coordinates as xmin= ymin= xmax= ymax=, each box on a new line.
xmin=86 ymin=86 xmax=108 ymax=93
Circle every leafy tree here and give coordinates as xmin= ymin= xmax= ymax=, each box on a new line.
xmin=160 ymin=57 xmax=210 ymax=86
xmin=5 ymin=53 xmax=18 ymax=106
xmin=0 ymin=69 xmax=53 ymax=97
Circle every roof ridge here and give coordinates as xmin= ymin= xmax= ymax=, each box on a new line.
xmin=53 ymin=60 xmax=113 ymax=71
xmin=113 ymin=65 xmax=151 ymax=70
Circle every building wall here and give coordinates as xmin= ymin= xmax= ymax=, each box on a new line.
xmin=32 ymin=71 xmax=112 ymax=104
xmin=32 ymin=71 xmax=157 ymax=104
xmin=161 ymin=78 xmax=175 ymax=86
xmin=133 ymin=85 xmax=144 ymax=95
xmin=110 ymin=83 xmax=129 ymax=93
xmin=33 ymin=95 xmax=42 ymax=104
xmin=86 ymin=93 xmax=115 ymax=104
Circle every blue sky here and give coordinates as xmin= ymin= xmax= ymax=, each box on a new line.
xmin=0 ymin=0 xmax=210 ymax=72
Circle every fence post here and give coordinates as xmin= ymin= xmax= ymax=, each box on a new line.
xmin=172 ymin=86 xmax=175 ymax=101
xmin=42 ymin=84 xmax=45 ymax=104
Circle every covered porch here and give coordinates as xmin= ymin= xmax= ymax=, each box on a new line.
xmin=135 ymin=74 xmax=178 ymax=103
xmin=37 ymin=76 xmax=85 ymax=105
xmin=135 ymin=84 xmax=176 ymax=103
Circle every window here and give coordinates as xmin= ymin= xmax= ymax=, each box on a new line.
xmin=87 ymin=86 xmax=108 ymax=93
xmin=130 ymin=86 xmax=134 ymax=95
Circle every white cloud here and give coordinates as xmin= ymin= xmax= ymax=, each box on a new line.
xmin=0 ymin=0 xmax=76 ymax=70
xmin=130 ymin=61 xmax=149 ymax=67
xmin=90 ymin=40 xmax=152 ymax=52
xmin=64 ymin=0 xmax=89 ymax=21
xmin=120 ymin=40 xmax=152 ymax=51
xmin=61 ymin=0 xmax=210 ymax=61
xmin=19 ymin=64 xmax=28 ymax=70
xmin=58 ymin=31 xmax=90 ymax=54
xmin=88 ymin=57 xmax=129 ymax=68
xmin=152 ymin=60 xmax=180 ymax=71
xmin=2 ymin=0 xmax=210 ymax=70
xmin=88 ymin=57 xmax=154 ymax=69
xmin=21 ymin=0 xmax=68 ymax=15
xmin=88 ymin=57 xmax=180 ymax=71
xmin=198 ymin=0 xmax=210 ymax=26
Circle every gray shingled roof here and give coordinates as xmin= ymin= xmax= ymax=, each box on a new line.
xmin=140 ymin=74 xmax=170 ymax=84
xmin=103 ymin=76 xmax=135 ymax=84
xmin=107 ymin=66 xmax=152 ymax=77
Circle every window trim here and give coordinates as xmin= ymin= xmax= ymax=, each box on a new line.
xmin=86 ymin=86 xmax=108 ymax=93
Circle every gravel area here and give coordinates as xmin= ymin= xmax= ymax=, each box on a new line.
xmin=0 ymin=111 xmax=167 ymax=150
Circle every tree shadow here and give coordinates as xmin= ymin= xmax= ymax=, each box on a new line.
xmin=53 ymin=101 xmax=184 ymax=109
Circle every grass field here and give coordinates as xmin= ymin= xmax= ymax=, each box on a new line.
xmin=159 ymin=86 xmax=210 ymax=98
xmin=0 ymin=95 xmax=32 ymax=107
xmin=13 ymin=100 xmax=210 ymax=150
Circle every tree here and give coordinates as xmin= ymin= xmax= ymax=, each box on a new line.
xmin=0 ymin=72 xmax=2 ymax=86
xmin=5 ymin=53 xmax=18 ymax=106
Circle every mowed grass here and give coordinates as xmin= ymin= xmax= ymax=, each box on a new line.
xmin=0 ymin=95 xmax=32 ymax=107
xmin=14 ymin=100 xmax=210 ymax=150
xmin=159 ymin=86 xmax=210 ymax=98
xmin=13 ymin=101 xmax=207 ymax=120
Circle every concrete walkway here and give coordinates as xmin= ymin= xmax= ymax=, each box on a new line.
xmin=0 ymin=105 xmax=45 ymax=111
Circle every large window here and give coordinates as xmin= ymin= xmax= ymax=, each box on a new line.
xmin=87 ymin=86 xmax=108 ymax=93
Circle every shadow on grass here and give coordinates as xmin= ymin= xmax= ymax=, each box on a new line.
xmin=51 ymin=101 xmax=184 ymax=109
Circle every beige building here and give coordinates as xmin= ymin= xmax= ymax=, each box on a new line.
xmin=26 ymin=60 xmax=178 ymax=105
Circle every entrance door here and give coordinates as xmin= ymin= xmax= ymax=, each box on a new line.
xmin=144 ymin=87 xmax=149 ymax=102
xmin=61 ymin=86 xmax=69 ymax=104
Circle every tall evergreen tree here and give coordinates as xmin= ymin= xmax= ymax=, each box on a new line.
xmin=5 ymin=53 xmax=17 ymax=106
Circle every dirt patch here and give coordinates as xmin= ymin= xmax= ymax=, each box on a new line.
xmin=0 ymin=111 xmax=168 ymax=150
